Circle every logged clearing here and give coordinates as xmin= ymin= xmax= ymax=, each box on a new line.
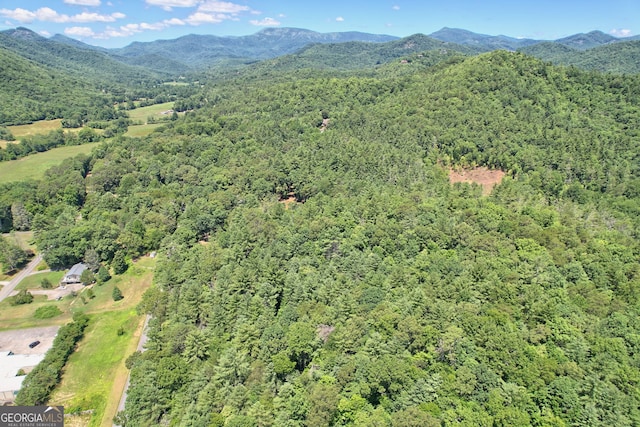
xmin=449 ymin=166 xmax=505 ymax=195
xmin=0 ymin=143 xmax=98 ymax=184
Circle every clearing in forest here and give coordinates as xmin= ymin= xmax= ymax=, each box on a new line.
xmin=448 ymin=166 xmax=505 ymax=195
xmin=0 ymin=143 xmax=98 ymax=184
xmin=8 ymin=119 xmax=63 ymax=139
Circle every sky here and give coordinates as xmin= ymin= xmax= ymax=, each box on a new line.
xmin=0 ymin=0 xmax=638 ymax=48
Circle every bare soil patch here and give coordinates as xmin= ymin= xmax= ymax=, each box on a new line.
xmin=278 ymin=192 xmax=300 ymax=209
xmin=448 ymin=166 xmax=505 ymax=195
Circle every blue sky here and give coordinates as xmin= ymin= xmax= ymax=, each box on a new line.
xmin=0 ymin=0 xmax=637 ymax=48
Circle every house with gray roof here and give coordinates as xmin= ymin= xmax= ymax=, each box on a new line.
xmin=61 ymin=263 xmax=88 ymax=284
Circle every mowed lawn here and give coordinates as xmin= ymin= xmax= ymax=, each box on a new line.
xmin=15 ymin=271 xmax=64 ymax=290
xmin=0 ymin=143 xmax=98 ymax=184
xmin=49 ymin=257 xmax=155 ymax=427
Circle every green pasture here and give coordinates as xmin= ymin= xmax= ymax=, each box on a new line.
xmin=125 ymin=123 xmax=164 ymax=137
xmin=8 ymin=119 xmax=63 ymax=139
xmin=0 ymin=143 xmax=98 ymax=184
xmin=49 ymin=256 xmax=155 ymax=426
xmin=49 ymin=309 xmax=141 ymax=426
xmin=127 ymin=101 xmax=175 ymax=122
xmin=0 ymin=294 xmax=72 ymax=330
xmin=16 ymin=271 xmax=64 ymax=290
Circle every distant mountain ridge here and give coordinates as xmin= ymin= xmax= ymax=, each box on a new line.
xmin=1 ymin=26 xmax=639 ymax=76
xmin=108 ymin=27 xmax=399 ymax=69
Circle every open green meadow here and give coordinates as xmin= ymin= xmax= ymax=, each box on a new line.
xmin=0 ymin=143 xmax=98 ymax=184
xmin=127 ymin=101 xmax=175 ymax=122
xmin=125 ymin=102 xmax=185 ymax=137
xmin=124 ymin=122 xmax=164 ymax=137
xmin=50 ymin=309 xmax=141 ymax=426
xmin=0 ymin=294 xmax=72 ymax=330
xmin=46 ymin=256 xmax=155 ymax=426
xmin=8 ymin=119 xmax=63 ymax=139
xmin=15 ymin=271 xmax=64 ymax=290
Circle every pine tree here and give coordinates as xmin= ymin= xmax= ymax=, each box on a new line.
xmin=112 ymin=286 xmax=123 ymax=301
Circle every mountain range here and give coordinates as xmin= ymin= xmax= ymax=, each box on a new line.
xmin=1 ymin=26 xmax=639 ymax=78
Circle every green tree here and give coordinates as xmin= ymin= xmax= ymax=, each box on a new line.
xmin=96 ymin=265 xmax=111 ymax=284
xmin=112 ymin=286 xmax=123 ymax=301
xmin=0 ymin=235 xmax=28 ymax=272
xmin=83 ymin=248 xmax=101 ymax=272
xmin=80 ymin=269 xmax=95 ymax=285
xmin=112 ymin=251 xmax=128 ymax=275
xmin=11 ymin=289 xmax=33 ymax=305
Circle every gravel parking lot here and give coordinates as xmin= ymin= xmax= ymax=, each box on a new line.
xmin=0 ymin=325 xmax=60 ymax=355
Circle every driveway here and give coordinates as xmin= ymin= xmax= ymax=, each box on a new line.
xmin=0 ymin=254 xmax=43 ymax=304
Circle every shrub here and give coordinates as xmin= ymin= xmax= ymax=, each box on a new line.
xmin=40 ymin=278 xmax=53 ymax=289
xmin=11 ymin=289 xmax=33 ymax=305
xmin=34 ymin=305 xmax=62 ymax=319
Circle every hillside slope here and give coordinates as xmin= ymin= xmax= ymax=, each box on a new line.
xmin=8 ymin=51 xmax=635 ymax=426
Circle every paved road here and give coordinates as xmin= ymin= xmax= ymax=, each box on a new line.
xmin=0 ymin=253 xmax=43 ymax=303
xmin=113 ymin=315 xmax=150 ymax=426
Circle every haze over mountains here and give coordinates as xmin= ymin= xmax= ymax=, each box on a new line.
xmin=1 ymin=26 xmax=639 ymax=76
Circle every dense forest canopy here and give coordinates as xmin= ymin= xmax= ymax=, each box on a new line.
xmin=2 ymin=45 xmax=640 ymax=426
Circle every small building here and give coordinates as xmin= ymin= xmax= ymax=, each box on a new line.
xmin=0 ymin=351 xmax=45 ymax=404
xmin=62 ymin=263 xmax=88 ymax=284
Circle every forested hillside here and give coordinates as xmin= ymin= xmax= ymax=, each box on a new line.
xmin=3 ymin=48 xmax=640 ymax=426
xmin=521 ymin=40 xmax=640 ymax=74
xmin=0 ymin=47 xmax=110 ymax=125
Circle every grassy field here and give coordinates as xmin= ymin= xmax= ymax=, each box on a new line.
xmin=127 ymin=101 xmax=175 ymax=122
xmin=0 ymin=143 xmax=98 ymax=184
xmin=0 ymin=294 xmax=73 ymax=330
xmin=15 ymin=271 xmax=64 ymax=290
xmin=125 ymin=123 xmax=164 ymax=137
xmin=50 ymin=309 xmax=141 ymax=426
xmin=125 ymin=102 xmax=185 ymax=137
xmin=48 ymin=256 xmax=155 ymax=426
xmin=8 ymin=119 xmax=63 ymax=139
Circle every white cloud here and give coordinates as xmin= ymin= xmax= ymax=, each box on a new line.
xmin=335 ymin=16 xmax=344 ymax=22
xmin=64 ymin=0 xmax=101 ymax=6
xmin=250 ymin=17 xmax=280 ymax=26
xmin=392 ymin=5 xmax=400 ymax=10
xmin=0 ymin=7 xmax=125 ymax=23
xmin=0 ymin=8 xmax=38 ymax=23
xmin=72 ymin=12 xmax=125 ymax=22
xmin=185 ymin=12 xmax=227 ymax=25
xmin=198 ymin=1 xmax=249 ymax=14
xmin=610 ymin=28 xmax=632 ymax=38
xmin=145 ymin=0 xmax=201 ymax=11
xmin=64 ymin=26 xmax=96 ymax=37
